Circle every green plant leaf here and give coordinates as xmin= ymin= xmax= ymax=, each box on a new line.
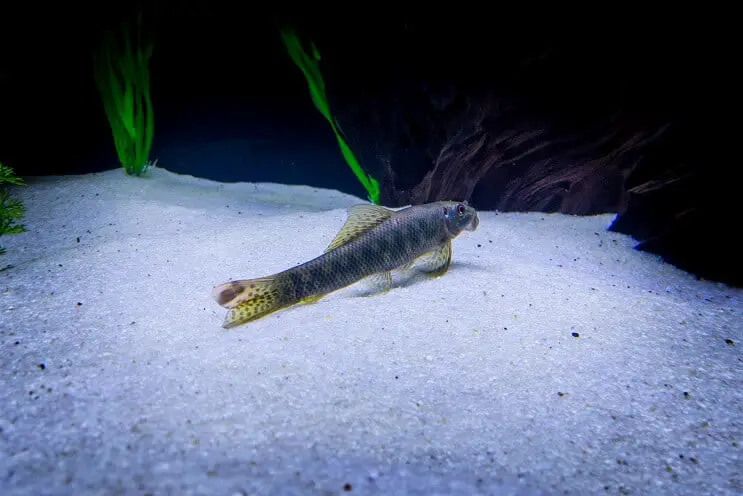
xmin=280 ymin=27 xmax=381 ymax=205
xmin=94 ymin=11 xmax=155 ymax=177
xmin=0 ymin=164 xmax=25 ymax=186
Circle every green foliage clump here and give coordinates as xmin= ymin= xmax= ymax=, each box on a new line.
xmin=94 ymin=12 xmax=155 ymax=176
xmin=0 ymin=162 xmax=27 ymax=257
xmin=280 ymin=27 xmax=381 ymax=205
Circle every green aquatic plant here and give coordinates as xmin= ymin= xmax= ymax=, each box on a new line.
xmin=280 ymin=27 xmax=381 ymax=205
xmin=94 ymin=11 xmax=155 ymax=176
xmin=0 ymin=162 xmax=27 ymax=258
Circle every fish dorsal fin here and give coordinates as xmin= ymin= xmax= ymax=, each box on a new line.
xmin=324 ymin=204 xmax=394 ymax=252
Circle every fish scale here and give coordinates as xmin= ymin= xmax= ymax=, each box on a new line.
xmin=211 ymin=200 xmax=479 ymax=329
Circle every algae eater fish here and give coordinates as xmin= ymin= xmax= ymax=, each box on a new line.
xmin=211 ymin=200 xmax=479 ymax=329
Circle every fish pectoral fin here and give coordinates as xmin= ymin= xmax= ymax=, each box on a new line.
xmin=417 ymin=241 xmax=453 ymax=277
xmin=211 ymin=276 xmax=287 ymax=329
xmin=324 ymin=204 xmax=394 ymax=252
xmin=365 ymin=271 xmax=393 ymax=294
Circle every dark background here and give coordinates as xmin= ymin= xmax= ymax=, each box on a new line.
xmin=0 ymin=3 xmax=738 ymax=286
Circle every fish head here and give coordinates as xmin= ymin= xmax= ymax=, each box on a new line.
xmin=441 ymin=201 xmax=479 ymax=236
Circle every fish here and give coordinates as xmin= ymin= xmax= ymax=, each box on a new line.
xmin=211 ymin=200 xmax=480 ymax=329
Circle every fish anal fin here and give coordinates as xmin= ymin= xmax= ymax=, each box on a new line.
xmin=300 ymin=293 xmax=324 ymax=305
xmin=418 ymin=241 xmax=453 ymax=277
xmin=324 ymin=204 xmax=394 ymax=252
xmin=398 ymin=260 xmax=415 ymax=272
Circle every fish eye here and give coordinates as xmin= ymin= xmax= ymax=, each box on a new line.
xmin=457 ymin=203 xmax=466 ymax=215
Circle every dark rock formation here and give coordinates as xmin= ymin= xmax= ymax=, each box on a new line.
xmin=335 ymin=82 xmax=666 ymax=215
xmin=308 ymin=15 xmax=739 ymax=286
xmin=610 ymin=130 xmax=739 ymax=287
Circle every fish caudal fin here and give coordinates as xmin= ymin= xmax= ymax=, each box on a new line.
xmin=211 ymin=276 xmax=287 ymax=329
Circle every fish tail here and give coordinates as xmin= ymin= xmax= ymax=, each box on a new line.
xmin=211 ymin=276 xmax=289 ymax=329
